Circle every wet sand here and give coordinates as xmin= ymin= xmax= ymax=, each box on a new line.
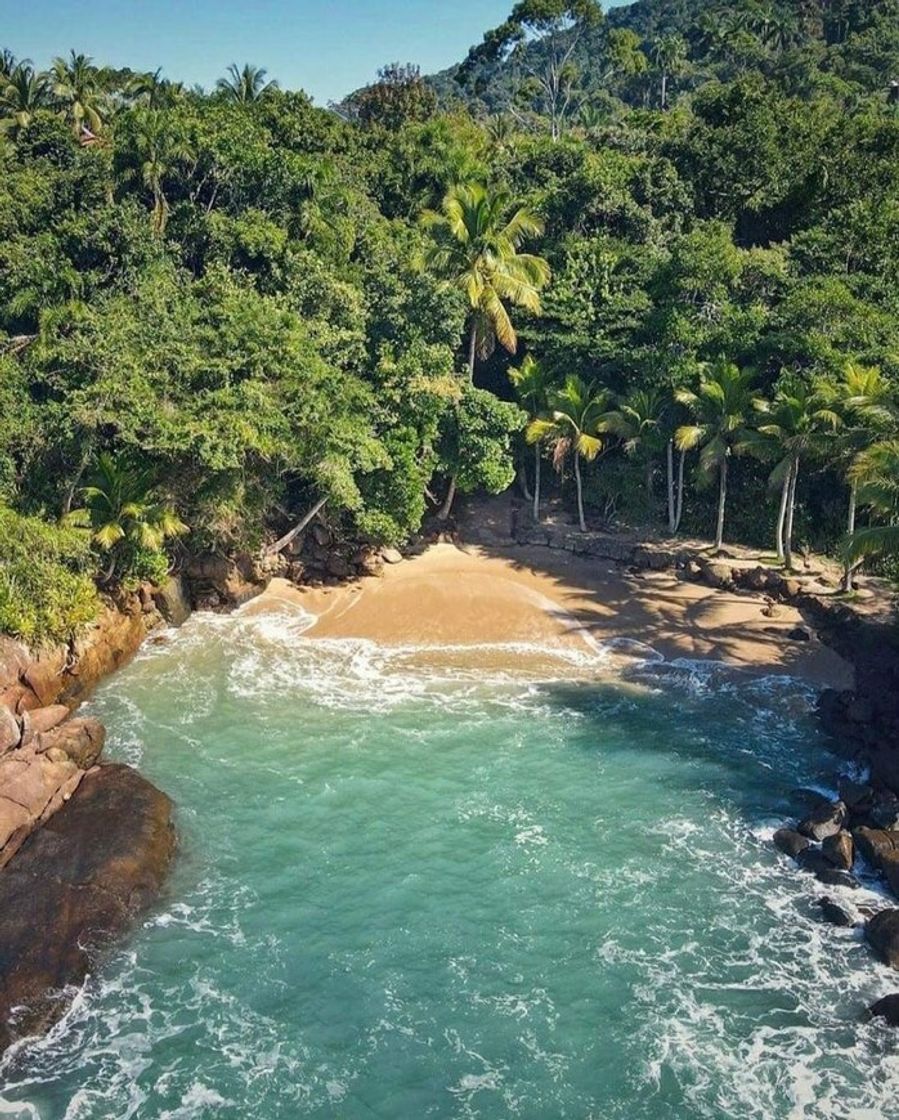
xmin=248 ymin=543 xmax=853 ymax=689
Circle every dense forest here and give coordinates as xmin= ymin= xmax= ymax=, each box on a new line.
xmin=2 ymin=0 xmax=899 ymax=644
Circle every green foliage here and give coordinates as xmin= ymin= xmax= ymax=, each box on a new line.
xmin=0 ymin=506 xmax=98 ymax=646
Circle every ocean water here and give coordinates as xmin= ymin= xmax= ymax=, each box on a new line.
xmin=2 ymin=603 xmax=899 ymax=1119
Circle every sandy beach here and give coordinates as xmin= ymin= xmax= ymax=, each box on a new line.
xmin=247 ymin=542 xmax=853 ymax=690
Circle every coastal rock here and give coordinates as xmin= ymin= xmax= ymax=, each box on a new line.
xmin=0 ymin=764 xmax=175 ymax=1052
xmin=822 ymin=831 xmax=854 ymax=871
xmin=838 ymin=777 xmax=874 ymax=814
xmin=0 ymin=744 xmax=84 ymax=868
xmin=153 ymin=575 xmax=192 ymax=627
xmin=865 ymin=910 xmax=899 ymax=969
xmin=853 ymin=827 xmax=899 ymax=870
xmin=787 ymin=626 xmax=812 ymax=642
xmin=867 ymin=994 xmax=899 ymax=1027
xmin=798 ymin=800 xmax=847 ymax=841
xmin=796 ymin=848 xmax=859 ymax=888
xmin=37 ymin=717 xmax=106 ymax=769
xmin=869 ymin=793 xmax=899 ymax=831
xmin=878 ymin=851 xmax=899 ymax=897
xmin=0 ymin=707 xmax=20 ymax=754
xmin=381 ymin=548 xmax=403 ymax=565
xmin=699 ymin=561 xmax=733 ymax=590
xmin=773 ymin=828 xmax=810 ymax=859
xmin=818 ymin=897 xmax=855 ymax=927
xmin=26 ymin=705 xmax=70 ymax=735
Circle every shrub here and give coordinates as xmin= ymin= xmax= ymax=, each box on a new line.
xmin=0 ymin=507 xmax=99 ymax=647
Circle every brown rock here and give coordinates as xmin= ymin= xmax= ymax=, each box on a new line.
xmin=153 ymin=575 xmax=191 ymax=627
xmin=822 ymin=831 xmax=854 ymax=871
xmin=798 ymin=800 xmax=847 ymax=841
xmin=27 ymin=705 xmax=70 ymax=735
xmin=0 ymin=764 xmax=175 ymax=1052
xmin=773 ymin=828 xmax=810 ymax=859
xmin=38 ymin=718 xmax=105 ymax=769
xmin=853 ymin=827 xmax=899 ymax=870
xmin=0 ymin=707 xmax=20 ymax=754
xmin=866 ymin=910 xmax=899 ymax=969
xmin=0 ymin=744 xmax=84 ymax=868
xmin=880 ymin=851 xmax=899 ymax=897
xmin=381 ymin=548 xmax=403 ymax=565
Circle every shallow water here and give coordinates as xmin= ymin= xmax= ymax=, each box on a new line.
xmin=2 ymin=604 xmax=898 ymax=1119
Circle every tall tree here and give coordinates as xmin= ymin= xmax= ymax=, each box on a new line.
xmin=51 ymin=51 xmax=104 ymax=136
xmin=0 ymin=63 xmax=50 ymax=135
xmin=216 ymin=63 xmax=278 ymax=103
xmin=527 ymin=375 xmax=608 ymax=532
xmin=676 ymin=361 xmax=760 ymax=553
xmin=118 ymin=110 xmax=193 ymax=233
xmin=599 ymin=388 xmax=670 ymax=515
xmin=650 ymin=34 xmax=687 ymax=110
xmin=846 ymin=441 xmax=899 ymax=565
xmin=421 ymin=183 xmax=550 ymax=379
xmin=509 ymin=353 xmax=554 ymax=521
xmin=459 ymin=1 xmax=603 ymax=140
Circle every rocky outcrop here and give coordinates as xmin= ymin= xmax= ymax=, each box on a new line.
xmin=867 ymin=994 xmax=899 ymax=1026
xmin=0 ymin=764 xmax=175 ymax=1051
xmin=865 ymin=910 xmax=899 ymax=970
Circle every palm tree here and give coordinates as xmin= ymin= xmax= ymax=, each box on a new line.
xmin=675 ymin=361 xmax=760 ymax=553
xmin=51 ymin=51 xmax=104 ymax=136
xmin=127 ymin=67 xmax=182 ymax=109
xmin=0 ymin=63 xmax=50 ymax=136
xmin=216 ymin=63 xmax=278 ymax=103
xmin=72 ymin=453 xmax=187 ymax=582
xmin=832 ymin=363 xmax=896 ymax=589
xmin=599 ymin=388 xmax=671 ymax=519
xmin=0 ymin=50 xmax=19 ymax=81
xmin=748 ymin=379 xmax=840 ymax=569
xmin=421 ymin=183 xmax=551 ymax=380
xmin=650 ymin=34 xmax=687 ymax=110
xmin=846 ymin=441 xmax=899 ymax=565
xmin=527 ymin=376 xmax=609 ymax=532
xmin=509 ymin=354 xmax=554 ymax=522
xmin=120 ymin=110 xmax=193 ymax=233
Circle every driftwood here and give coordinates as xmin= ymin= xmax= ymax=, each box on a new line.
xmin=264 ymin=497 xmax=328 ymax=556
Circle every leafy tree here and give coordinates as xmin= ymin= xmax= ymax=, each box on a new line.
xmin=527 ymin=374 xmax=609 ymax=531
xmin=51 ymin=51 xmax=104 ymax=136
xmin=421 ymin=183 xmax=550 ymax=378
xmin=117 ymin=109 xmax=193 ymax=232
xmin=650 ymin=34 xmax=687 ymax=110
xmin=0 ymin=63 xmax=50 ymax=136
xmin=600 ymin=387 xmax=671 ymax=521
xmin=676 ymin=361 xmax=760 ymax=553
xmin=343 ymin=63 xmax=437 ymax=130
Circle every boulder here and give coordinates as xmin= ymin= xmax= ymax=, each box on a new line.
xmin=822 ymin=831 xmax=854 ymax=871
xmin=818 ymin=896 xmax=855 ymax=927
xmin=866 ymin=910 xmax=899 ymax=969
xmin=867 ymin=994 xmax=899 ymax=1027
xmin=853 ymin=827 xmax=899 ymax=870
xmin=773 ymin=828 xmax=810 ymax=859
xmin=153 ymin=575 xmax=191 ymax=627
xmin=787 ymin=626 xmax=812 ymax=642
xmin=745 ymin=567 xmax=771 ymax=591
xmin=37 ymin=717 xmax=105 ymax=770
xmin=0 ymin=707 xmax=20 ymax=754
xmin=798 ymin=800 xmax=847 ymax=841
xmin=879 ymin=850 xmax=899 ymax=897
xmin=0 ymin=764 xmax=175 ymax=1052
xmin=26 ymin=705 xmax=70 ymax=735
xmin=838 ymin=777 xmax=874 ymax=814
xmin=796 ymin=847 xmax=859 ymax=888
xmin=700 ymin=561 xmax=733 ymax=589
xmin=869 ymin=793 xmax=899 ymax=831
xmin=381 ymin=548 xmax=403 ymax=565
xmin=0 ymin=744 xmax=84 ymax=868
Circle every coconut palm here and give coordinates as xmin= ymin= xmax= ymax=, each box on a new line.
xmin=650 ymin=34 xmax=687 ymax=110
xmin=421 ymin=183 xmax=551 ymax=379
xmin=119 ymin=110 xmax=193 ymax=232
xmin=748 ymin=379 xmax=840 ymax=569
xmin=51 ymin=51 xmax=104 ymax=136
xmin=73 ymin=453 xmax=187 ymax=582
xmin=509 ymin=354 xmax=554 ymax=522
xmin=0 ymin=50 xmax=19 ymax=81
xmin=0 ymin=63 xmax=50 ymax=136
xmin=527 ymin=375 xmax=609 ymax=532
xmin=831 ymin=363 xmax=896 ymax=589
xmin=846 ymin=441 xmax=899 ymax=565
xmin=675 ymin=361 xmax=760 ymax=553
xmin=216 ymin=63 xmax=278 ymax=103
xmin=600 ymin=388 xmax=672 ymax=519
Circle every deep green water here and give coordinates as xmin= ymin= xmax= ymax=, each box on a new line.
xmin=2 ymin=603 xmax=898 ymax=1119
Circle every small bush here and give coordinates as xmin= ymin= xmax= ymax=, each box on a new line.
xmin=0 ymin=507 xmax=99 ymax=647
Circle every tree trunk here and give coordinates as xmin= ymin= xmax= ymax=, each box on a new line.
xmin=61 ymin=443 xmax=94 ymax=519
xmin=784 ymin=456 xmax=800 ymax=571
xmin=518 ymin=464 xmax=532 ymax=502
xmin=533 ymin=443 xmax=541 ymax=523
xmin=645 ymin=458 xmax=653 ymax=506
xmin=675 ymin=448 xmax=685 ymax=533
xmin=467 ymin=321 xmax=477 ymax=381
xmin=264 ymin=496 xmax=328 ymax=556
xmin=714 ymin=456 xmax=728 ymax=553
xmin=775 ymin=467 xmax=790 ymax=564
xmin=661 ymin=71 xmax=668 ymax=110
xmin=841 ymin=480 xmax=858 ymax=592
xmin=574 ymin=453 xmax=586 ymax=532
xmin=666 ymin=440 xmax=676 ymax=533
xmin=438 ymin=476 xmax=457 ymax=521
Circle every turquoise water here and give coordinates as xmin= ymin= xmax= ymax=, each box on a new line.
xmin=2 ymin=603 xmax=899 ymax=1118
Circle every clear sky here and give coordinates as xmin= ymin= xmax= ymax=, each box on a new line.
xmin=1 ymin=0 xmax=626 ymax=106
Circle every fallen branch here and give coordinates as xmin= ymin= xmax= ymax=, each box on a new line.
xmin=264 ymin=496 xmax=328 ymax=556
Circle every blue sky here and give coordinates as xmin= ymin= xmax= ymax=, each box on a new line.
xmin=1 ymin=0 xmax=626 ymax=105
